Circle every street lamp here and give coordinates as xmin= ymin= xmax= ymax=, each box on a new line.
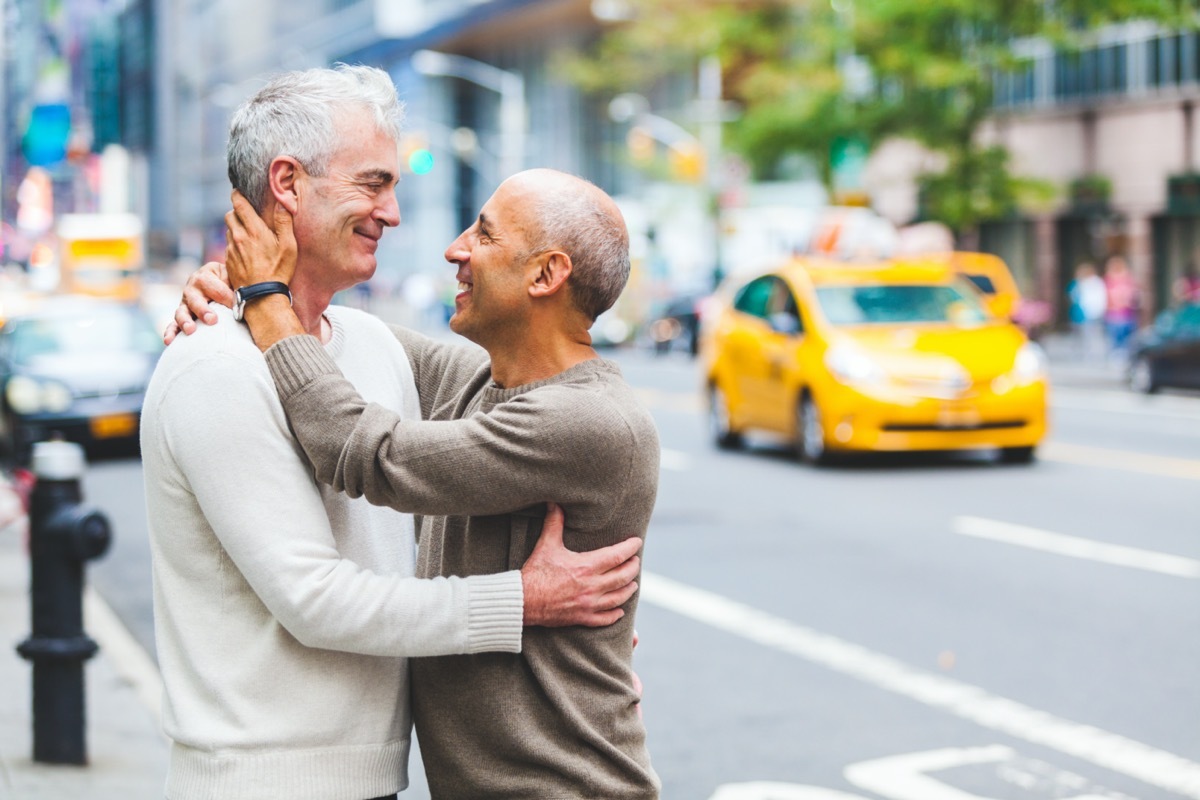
xmin=410 ymin=50 xmax=525 ymax=181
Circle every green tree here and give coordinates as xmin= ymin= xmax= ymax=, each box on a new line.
xmin=573 ymin=0 xmax=1193 ymax=237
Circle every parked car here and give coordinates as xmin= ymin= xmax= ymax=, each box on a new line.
xmin=648 ymin=292 xmax=709 ymax=356
xmin=0 ymin=296 xmax=164 ymax=462
xmin=1128 ymin=302 xmax=1200 ymax=393
xmin=701 ymin=256 xmax=1049 ymax=465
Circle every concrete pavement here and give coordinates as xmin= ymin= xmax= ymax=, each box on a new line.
xmin=0 ymin=495 xmax=168 ymax=799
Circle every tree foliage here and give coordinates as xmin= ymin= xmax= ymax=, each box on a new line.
xmin=573 ymin=0 xmax=1194 ymax=233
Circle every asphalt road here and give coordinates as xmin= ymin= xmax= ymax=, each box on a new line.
xmin=82 ymin=348 xmax=1200 ymax=800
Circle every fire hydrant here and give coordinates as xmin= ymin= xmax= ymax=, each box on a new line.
xmin=15 ymin=440 xmax=111 ymax=765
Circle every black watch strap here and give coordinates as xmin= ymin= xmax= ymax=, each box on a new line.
xmin=234 ymin=281 xmax=291 ymax=321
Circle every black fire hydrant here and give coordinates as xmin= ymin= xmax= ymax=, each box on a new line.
xmin=15 ymin=440 xmax=111 ymax=764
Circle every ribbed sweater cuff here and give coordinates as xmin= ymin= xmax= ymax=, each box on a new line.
xmin=265 ymin=334 xmax=336 ymax=398
xmin=465 ymin=570 xmax=524 ymax=654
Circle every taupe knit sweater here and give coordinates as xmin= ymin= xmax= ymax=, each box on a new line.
xmin=265 ymin=326 xmax=661 ymax=799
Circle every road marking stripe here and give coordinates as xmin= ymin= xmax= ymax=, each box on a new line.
xmin=953 ymin=516 xmax=1200 ymax=578
xmin=1040 ymin=441 xmax=1200 ymax=481
xmin=845 ymin=745 xmax=1017 ymax=800
xmin=83 ymin=586 xmax=164 ymax=730
xmin=640 ymin=571 xmax=1200 ymax=798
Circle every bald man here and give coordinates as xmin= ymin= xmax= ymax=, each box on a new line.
xmin=217 ymin=168 xmax=661 ymax=799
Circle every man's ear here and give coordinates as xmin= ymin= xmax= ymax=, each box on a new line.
xmin=532 ymin=250 xmax=573 ymax=299
xmin=267 ymin=157 xmax=302 ymax=215
xmin=529 ymin=251 xmax=572 ymax=299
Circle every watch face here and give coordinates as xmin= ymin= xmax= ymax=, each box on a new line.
xmin=233 ymin=289 xmax=245 ymax=321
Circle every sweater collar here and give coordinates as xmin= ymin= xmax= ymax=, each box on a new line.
xmin=322 ymin=307 xmax=346 ymax=359
xmin=481 ymin=357 xmax=619 ymax=404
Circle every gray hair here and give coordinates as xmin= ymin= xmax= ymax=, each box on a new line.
xmin=523 ymin=177 xmax=631 ymax=322
xmin=227 ymin=64 xmax=404 ymax=212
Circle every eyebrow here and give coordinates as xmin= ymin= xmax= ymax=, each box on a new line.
xmin=358 ymin=168 xmax=397 ymax=185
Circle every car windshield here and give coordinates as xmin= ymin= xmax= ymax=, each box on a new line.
xmin=815 ymin=282 xmax=990 ymax=326
xmin=9 ymin=307 xmax=163 ymax=365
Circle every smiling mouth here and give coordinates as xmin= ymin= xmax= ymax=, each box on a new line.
xmin=457 ymin=281 xmax=471 ymax=293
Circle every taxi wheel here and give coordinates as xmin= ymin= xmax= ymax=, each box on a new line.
xmin=708 ymin=384 xmax=742 ymax=450
xmin=797 ymin=394 xmax=827 ymax=465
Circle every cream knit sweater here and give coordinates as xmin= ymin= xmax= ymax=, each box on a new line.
xmin=141 ymin=305 xmax=523 ymax=800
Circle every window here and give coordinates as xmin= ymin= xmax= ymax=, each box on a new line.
xmin=815 ymin=284 xmax=989 ymax=326
xmin=734 ymin=277 xmax=776 ymax=319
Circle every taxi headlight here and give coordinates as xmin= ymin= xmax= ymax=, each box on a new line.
xmin=40 ymin=380 xmax=74 ymax=413
xmin=1011 ymin=342 xmax=1048 ymax=384
xmin=6 ymin=376 xmax=43 ymax=414
xmin=825 ymin=345 xmax=887 ymax=387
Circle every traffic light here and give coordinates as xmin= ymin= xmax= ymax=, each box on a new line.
xmin=400 ymin=134 xmax=434 ymax=175
xmin=669 ymin=142 xmax=705 ymax=183
xmin=408 ymin=148 xmax=434 ymax=175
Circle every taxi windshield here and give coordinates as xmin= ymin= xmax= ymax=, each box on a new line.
xmin=815 ymin=282 xmax=989 ymax=326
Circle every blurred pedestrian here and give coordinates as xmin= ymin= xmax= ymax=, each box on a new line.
xmin=1067 ymin=261 xmax=1106 ymax=362
xmin=145 ymin=66 xmax=640 ymax=800
xmin=1171 ymin=260 xmax=1200 ymax=306
xmin=1102 ymin=255 xmax=1139 ymax=360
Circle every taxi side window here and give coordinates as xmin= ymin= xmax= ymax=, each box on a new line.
xmin=733 ymin=277 xmax=776 ymax=319
xmin=767 ymin=279 xmax=805 ymax=336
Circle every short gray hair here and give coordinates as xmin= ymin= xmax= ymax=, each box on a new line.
xmin=227 ymin=64 xmax=404 ymax=212
xmin=523 ymin=177 xmax=631 ymax=321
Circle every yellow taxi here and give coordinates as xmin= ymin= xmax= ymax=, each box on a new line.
xmin=943 ymin=251 xmax=1022 ymax=320
xmin=701 ymin=256 xmax=1049 ymax=464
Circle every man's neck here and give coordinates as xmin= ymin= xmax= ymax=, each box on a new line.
xmin=485 ymin=331 xmax=598 ymax=389
xmin=288 ymin=272 xmax=335 ymax=343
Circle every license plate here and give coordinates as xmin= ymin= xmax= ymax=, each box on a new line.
xmin=90 ymin=413 xmax=137 ymax=439
xmin=936 ymin=404 xmax=980 ymax=428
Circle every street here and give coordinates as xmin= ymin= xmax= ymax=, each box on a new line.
xmin=82 ymin=347 xmax=1200 ymax=800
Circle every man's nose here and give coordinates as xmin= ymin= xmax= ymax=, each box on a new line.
xmin=377 ymin=189 xmax=401 ymax=227
xmin=444 ymin=230 xmax=469 ymax=264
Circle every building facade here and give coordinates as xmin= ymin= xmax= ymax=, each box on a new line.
xmin=982 ymin=21 xmax=1200 ymax=323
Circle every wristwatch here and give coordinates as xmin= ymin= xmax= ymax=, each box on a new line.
xmin=233 ymin=281 xmax=292 ymax=321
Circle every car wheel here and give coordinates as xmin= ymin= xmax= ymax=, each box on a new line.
xmin=999 ymin=446 xmax=1035 ymax=464
xmin=797 ymin=393 xmax=828 ymax=465
xmin=1128 ymin=355 xmax=1158 ymax=394
xmin=709 ymin=383 xmax=743 ymax=450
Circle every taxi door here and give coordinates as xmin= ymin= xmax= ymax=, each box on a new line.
xmin=757 ymin=279 xmax=806 ymax=433
xmin=722 ymin=276 xmax=784 ymax=429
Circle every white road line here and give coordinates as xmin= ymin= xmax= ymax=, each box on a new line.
xmin=845 ymin=745 xmax=1017 ymax=800
xmin=660 ymin=448 xmax=691 ymax=471
xmin=83 ymin=586 xmax=163 ymax=729
xmin=640 ymin=571 xmax=1200 ymax=798
xmin=953 ymin=516 xmax=1200 ymax=579
xmin=1040 ymin=441 xmax=1200 ymax=482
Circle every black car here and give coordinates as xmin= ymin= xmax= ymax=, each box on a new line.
xmin=648 ymin=292 xmax=708 ymax=356
xmin=1128 ymin=302 xmax=1200 ymax=393
xmin=0 ymin=296 xmax=164 ymax=461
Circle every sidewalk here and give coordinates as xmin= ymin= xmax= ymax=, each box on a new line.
xmin=1038 ymin=331 xmax=1130 ymax=392
xmin=0 ymin=508 xmax=168 ymax=798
